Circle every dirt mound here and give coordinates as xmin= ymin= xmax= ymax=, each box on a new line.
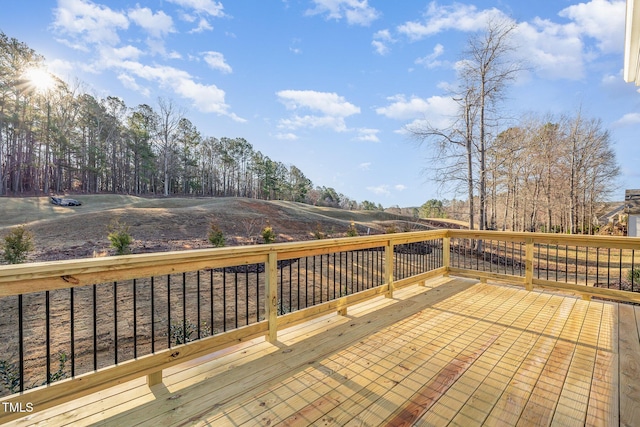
xmin=0 ymin=196 xmax=446 ymax=262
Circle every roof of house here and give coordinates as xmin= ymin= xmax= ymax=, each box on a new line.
xmin=626 ymin=189 xmax=640 ymax=214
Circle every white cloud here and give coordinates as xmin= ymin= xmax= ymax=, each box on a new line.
xmin=366 ymin=183 xmax=406 ymax=195
xmin=415 ymin=43 xmax=445 ymax=69
xmin=46 ymin=58 xmax=75 ymax=77
xmin=276 ymin=90 xmax=360 ymax=132
xmin=275 ymin=133 xmax=298 ymax=140
xmin=111 ymin=45 xmax=144 ymax=61
xmin=358 ymin=162 xmax=371 ymax=170
xmin=354 ymin=128 xmax=380 ymax=142
xmin=202 ymin=51 xmax=232 ymax=73
xmin=376 ymin=94 xmax=457 ymax=126
xmin=128 ymin=6 xmax=175 ymax=38
xmin=278 ymin=90 xmax=360 ymax=116
xmin=392 ymin=0 xmax=624 ymax=82
xmin=306 ymin=0 xmax=380 ymax=26
xmin=117 ymin=73 xmax=150 ymax=97
xmin=189 ymin=18 xmax=214 ymax=33
xmin=166 ymin=0 xmax=225 ymax=17
xmin=372 ymin=29 xmax=394 ymax=55
xmin=514 ymin=19 xmax=585 ymax=80
xmin=558 ymin=0 xmax=624 ymax=54
xmin=367 ymin=185 xmax=390 ymax=195
xmin=615 ymin=113 xmax=640 ymax=126
xmin=118 ymin=60 xmax=244 ymax=121
xmin=397 ymin=2 xmax=509 ymax=40
xmin=278 ymin=115 xmax=350 ymax=132
xmin=53 ymin=0 xmax=129 ymax=47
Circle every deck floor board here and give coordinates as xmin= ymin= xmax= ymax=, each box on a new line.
xmin=6 ymin=277 xmax=638 ymax=427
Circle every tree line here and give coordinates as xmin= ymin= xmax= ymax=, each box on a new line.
xmin=410 ymin=19 xmax=619 ymax=234
xmin=0 ymin=32 xmax=369 ymax=210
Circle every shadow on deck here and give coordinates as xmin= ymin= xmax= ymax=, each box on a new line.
xmin=8 ymin=276 xmax=639 ymax=426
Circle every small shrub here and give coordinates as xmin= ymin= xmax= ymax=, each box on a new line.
xmin=261 ymin=221 xmax=276 ymax=244
xmin=628 ymin=268 xmax=640 ymax=284
xmin=169 ymin=321 xmax=211 ymax=345
xmin=0 ymin=360 xmax=20 ymax=393
xmin=2 ymin=226 xmax=34 ymax=264
xmin=107 ymin=219 xmax=132 ymax=255
xmin=385 ymin=225 xmax=398 ymax=234
xmin=312 ymin=223 xmax=327 ymax=239
xmin=208 ymin=222 xmax=225 ymax=247
xmin=346 ymin=221 xmax=358 ymax=237
xmin=47 ymin=352 xmax=68 ymax=384
xmin=0 ymin=352 xmax=68 ymax=394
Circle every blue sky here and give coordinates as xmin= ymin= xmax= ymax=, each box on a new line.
xmin=1 ymin=0 xmax=638 ymax=207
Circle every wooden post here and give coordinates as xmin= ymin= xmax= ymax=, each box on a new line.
xmin=266 ymin=251 xmax=278 ymax=343
xmin=385 ymin=241 xmax=394 ymax=298
xmin=525 ymin=238 xmax=534 ymax=291
xmin=147 ymin=371 xmax=162 ymax=387
xmin=443 ymin=236 xmax=451 ymax=277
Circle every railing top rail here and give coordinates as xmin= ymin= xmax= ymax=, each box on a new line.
xmin=447 ymin=229 xmax=640 ymax=248
xmin=0 ymin=229 xmax=447 ymax=296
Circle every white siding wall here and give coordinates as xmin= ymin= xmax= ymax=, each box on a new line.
xmin=629 ymin=215 xmax=640 ymax=237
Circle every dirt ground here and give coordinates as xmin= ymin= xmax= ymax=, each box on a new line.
xmin=0 ymin=195 xmax=450 ymax=262
xmin=0 ymin=195 xmax=449 ymax=395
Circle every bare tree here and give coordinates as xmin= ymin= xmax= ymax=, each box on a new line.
xmin=458 ymin=18 xmax=521 ymax=230
xmin=407 ymin=86 xmax=479 ymax=230
xmin=156 ymin=98 xmax=183 ymax=196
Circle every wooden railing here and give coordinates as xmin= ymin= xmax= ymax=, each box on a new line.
xmin=0 ymin=231 xmax=445 ymax=422
xmin=0 ymin=229 xmax=638 ymax=422
xmin=447 ymin=230 xmax=640 ymax=304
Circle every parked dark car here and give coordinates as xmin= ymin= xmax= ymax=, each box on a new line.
xmin=50 ymin=196 xmax=82 ymax=206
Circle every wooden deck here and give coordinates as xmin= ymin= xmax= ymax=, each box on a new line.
xmin=7 ymin=277 xmax=640 ymax=426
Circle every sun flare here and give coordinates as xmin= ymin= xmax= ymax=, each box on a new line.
xmin=23 ymin=67 xmax=55 ymax=93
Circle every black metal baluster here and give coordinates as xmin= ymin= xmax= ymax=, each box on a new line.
xmin=333 ymin=253 xmax=337 ymax=298
xmin=564 ymin=246 xmax=568 ymax=283
xmin=245 ymin=268 xmax=249 ymax=326
xmin=182 ymin=273 xmax=187 ymax=344
xmin=167 ymin=275 xmax=171 ymax=348
xmin=289 ymin=261 xmax=293 ymax=313
xmin=234 ymin=271 xmax=238 ymax=329
xmin=113 ymin=282 xmax=117 ymax=365
xmin=46 ymin=290 xmax=51 ymax=383
xmin=632 ymin=250 xmax=636 ymax=292
xmin=197 ymin=271 xmax=201 ymax=339
xmin=93 ymin=284 xmax=97 ymax=370
xmin=210 ymin=270 xmax=215 ymax=334
xmin=555 ymin=246 xmax=559 ymax=282
xmin=279 ymin=262 xmax=283 ymax=314
xmin=596 ymin=248 xmax=600 ymax=287
xmin=151 ymin=277 xmax=155 ymax=353
xmin=18 ymin=294 xmax=24 ymax=392
xmin=607 ymin=248 xmax=611 ymax=288
xmin=297 ymin=260 xmax=301 ymax=311
xmin=133 ymin=279 xmax=137 ymax=358
xmin=355 ymin=251 xmax=359 ymax=292
xmin=305 ymin=257 xmax=309 ymax=307
xmin=70 ymin=287 xmax=75 ymax=376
